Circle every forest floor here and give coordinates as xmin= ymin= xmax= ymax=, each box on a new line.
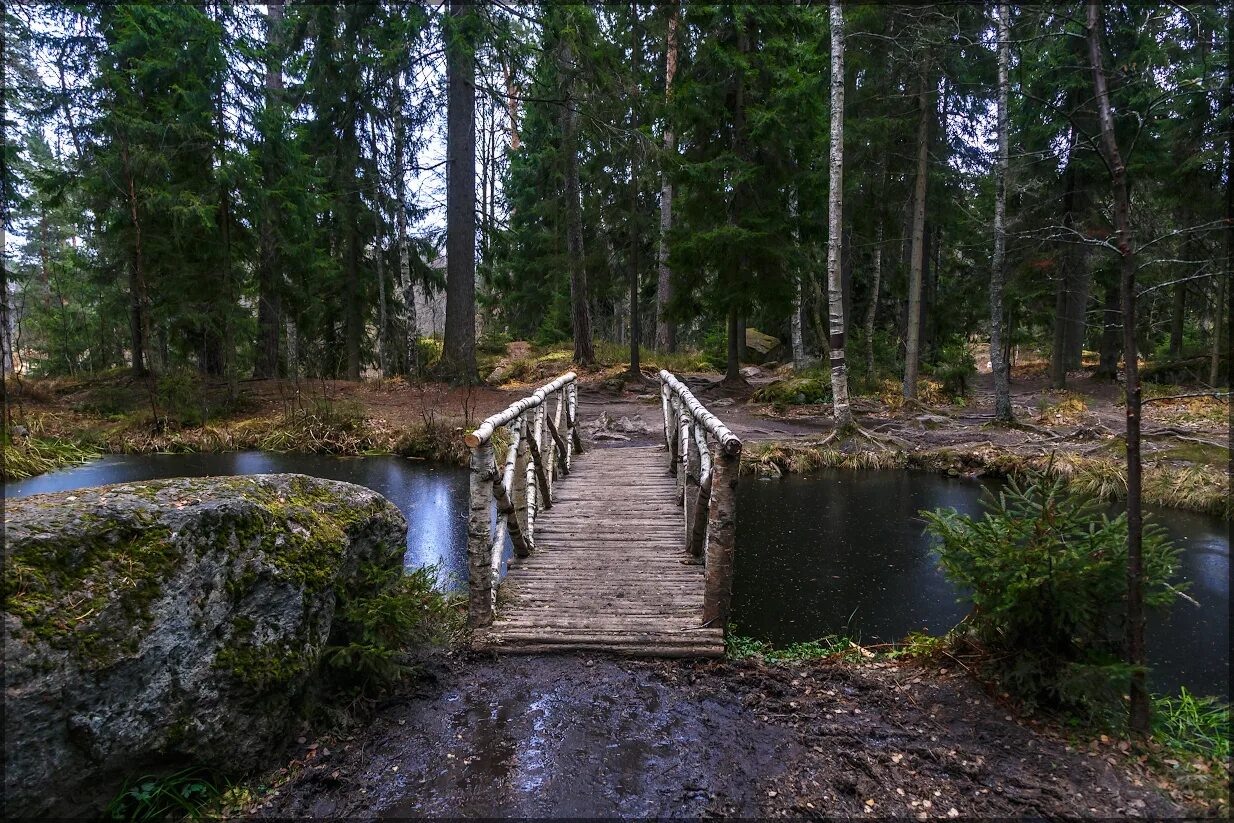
xmin=5 ymin=346 xmax=1228 ymax=514
xmin=240 ymin=652 xmax=1208 ymax=818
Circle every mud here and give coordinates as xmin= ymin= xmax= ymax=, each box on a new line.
xmin=249 ymin=654 xmax=1184 ymax=818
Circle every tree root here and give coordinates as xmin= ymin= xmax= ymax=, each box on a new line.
xmin=814 ymin=424 xmax=906 ymax=451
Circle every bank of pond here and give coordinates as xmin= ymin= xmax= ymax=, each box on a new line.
xmin=6 ymin=450 xmax=1228 ymax=700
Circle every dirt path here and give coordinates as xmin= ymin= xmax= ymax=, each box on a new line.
xmin=249 ymin=654 xmax=1181 ymax=818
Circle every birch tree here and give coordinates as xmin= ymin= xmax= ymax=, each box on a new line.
xmin=989 ymin=2 xmax=1013 ymax=422
xmin=826 ymin=0 xmax=853 ymax=429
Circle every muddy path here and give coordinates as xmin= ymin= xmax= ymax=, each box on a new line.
xmin=249 ymin=654 xmax=1182 ymax=818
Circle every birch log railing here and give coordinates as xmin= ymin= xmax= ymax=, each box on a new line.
xmin=464 ymin=372 xmax=582 ymax=627
xmin=659 ymin=369 xmax=743 ymax=627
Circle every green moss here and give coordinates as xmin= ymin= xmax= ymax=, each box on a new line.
xmin=3 ymin=517 xmax=177 ymax=664
xmin=215 ymin=634 xmax=311 ymax=690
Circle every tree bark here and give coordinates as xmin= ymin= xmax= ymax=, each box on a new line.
xmin=1053 ymin=128 xmax=1077 ymax=388
xmin=790 ymin=186 xmax=806 ymax=370
xmin=903 ymin=60 xmax=930 ymax=401
xmin=392 ymin=72 xmax=418 ymax=377
xmin=655 ymin=1 xmax=680 ymax=353
xmin=1087 ymin=0 xmax=1148 ymax=735
xmin=343 ymin=179 xmax=363 ymax=381
xmin=990 ymin=2 xmax=1013 ymax=422
xmin=503 ymin=59 xmax=521 ymax=150
xmin=726 ymin=305 xmax=740 ymax=382
xmin=826 ymin=0 xmax=852 ymax=430
xmin=1219 ymin=2 xmax=1233 ymax=387
xmin=443 ymin=0 xmax=477 ymax=381
xmin=628 ymin=2 xmax=642 ymax=377
xmin=864 ymin=221 xmax=883 ymax=379
xmin=1095 ymin=274 xmax=1122 ymax=379
xmin=255 ymin=0 xmax=283 ymax=379
xmin=560 ymin=20 xmax=594 ymax=366
xmin=120 ymin=141 xmax=150 ymax=377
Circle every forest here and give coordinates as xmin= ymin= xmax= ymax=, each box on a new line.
xmin=3 ymin=3 xmax=1232 ymax=819
xmin=4 ymin=2 xmax=1229 ymax=395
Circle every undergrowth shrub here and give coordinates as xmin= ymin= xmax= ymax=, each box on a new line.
xmin=323 ymin=564 xmax=462 ymax=693
xmin=923 ymin=473 xmax=1184 ymax=721
xmin=928 ymin=343 xmax=977 ymax=400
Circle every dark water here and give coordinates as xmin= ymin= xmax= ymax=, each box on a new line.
xmin=734 ymin=471 xmax=1230 ymax=700
xmin=5 ymin=455 xmax=1227 ymax=698
xmin=3 ymin=452 xmax=475 ymax=588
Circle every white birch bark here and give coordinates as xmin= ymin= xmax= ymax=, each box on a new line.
xmin=989 ymin=2 xmax=1013 ymax=421
xmin=826 ymin=0 xmax=853 ymax=429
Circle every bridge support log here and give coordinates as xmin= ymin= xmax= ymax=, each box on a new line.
xmin=468 ymin=440 xmax=496 ymax=628
xmin=702 ymin=447 xmax=740 ymax=627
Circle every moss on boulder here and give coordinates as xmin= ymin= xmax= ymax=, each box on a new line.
xmin=3 ymin=474 xmax=407 ymax=818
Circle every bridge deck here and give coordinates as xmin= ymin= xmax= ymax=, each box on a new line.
xmin=475 ymin=445 xmax=724 ymax=657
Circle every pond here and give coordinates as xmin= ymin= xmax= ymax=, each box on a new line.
xmin=5 ymin=454 xmax=1228 ymax=698
xmin=734 ymin=471 xmax=1230 ymax=700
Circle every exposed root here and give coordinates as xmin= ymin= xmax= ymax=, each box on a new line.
xmin=815 ymin=424 xmax=903 ymax=451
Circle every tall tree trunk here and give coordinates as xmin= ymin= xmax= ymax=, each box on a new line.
xmin=443 ymin=0 xmax=477 ymax=381
xmin=1219 ymin=2 xmax=1233 ymax=387
xmin=990 ymin=2 xmax=1013 ymax=422
xmin=1051 ymin=127 xmax=1076 ymax=388
xmin=864 ymin=220 xmax=883 ymax=379
xmin=724 ymin=18 xmax=749 ymax=384
xmin=255 ymin=0 xmax=283 ymax=379
xmin=366 ymin=115 xmax=392 ymax=378
xmin=560 ymin=24 xmax=594 ymax=365
xmin=1095 ymin=274 xmax=1122 ymax=379
xmin=726 ymin=305 xmax=740 ymax=382
xmin=503 ymin=59 xmax=521 ymax=150
xmin=1087 ymin=0 xmax=1148 ymax=735
xmin=903 ymin=61 xmax=930 ymax=401
xmin=392 ymin=73 xmax=418 ymax=377
xmin=826 ymin=0 xmax=852 ymax=430
xmin=628 ymin=2 xmax=642 ymax=377
xmin=790 ymin=186 xmax=805 ymax=370
xmin=1168 ymin=281 xmax=1186 ymax=359
xmin=343 ymin=181 xmax=362 ymax=381
xmin=120 ymin=141 xmax=150 ymax=377
xmin=655 ymin=1 xmax=680 ymax=352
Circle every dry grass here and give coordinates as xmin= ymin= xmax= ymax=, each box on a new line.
xmin=745 ymin=438 xmax=1230 ymax=519
xmin=1036 ymin=391 xmax=1091 ymax=426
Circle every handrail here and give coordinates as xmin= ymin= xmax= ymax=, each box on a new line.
xmin=463 ymin=372 xmax=582 ymax=627
xmin=658 ymin=370 xmax=742 ymax=627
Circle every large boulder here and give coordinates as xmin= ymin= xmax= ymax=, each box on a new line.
xmin=744 ymin=328 xmax=786 ymax=364
xmin=3 ymin=474 xmax=407 ymax=818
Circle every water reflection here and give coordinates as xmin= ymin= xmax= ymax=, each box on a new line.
xmin=736 ymin=470 xmax=1230 ymax=699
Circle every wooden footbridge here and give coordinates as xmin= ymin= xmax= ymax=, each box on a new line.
xmin=463 ymin=371 xmax=741 ymax=657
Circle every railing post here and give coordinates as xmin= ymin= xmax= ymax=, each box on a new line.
xmin=568 ymin=382 xmax=584 ymax=454
xmin=684 ymin=421 xmax=701 ymax=547
xmin=702 ymin=443 xmax=741 ymax=628
xmin=514 ymin=415 xmax=532 ymax=551
xmin=468 ymin=440 xmax=496 ymax=628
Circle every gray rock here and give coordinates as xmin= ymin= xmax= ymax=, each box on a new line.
xmin=3 ymin=474 xmax=407 ymax=818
